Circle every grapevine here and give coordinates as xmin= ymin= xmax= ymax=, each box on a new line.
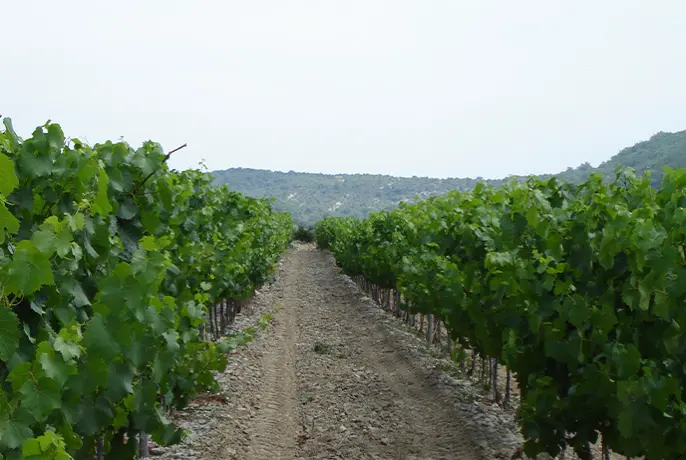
xmin=0 ymin=118 xmax=292 ymax=459
xmin=316 ymin=169 xmax=686 ymax=459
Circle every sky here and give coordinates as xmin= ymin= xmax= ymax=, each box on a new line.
xmin=2 ymin=1 xmax=685 ymax=179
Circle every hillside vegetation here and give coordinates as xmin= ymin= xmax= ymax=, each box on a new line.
xmin=553 ymin=130 xmax=686 ymax=185
xmin=212 ymin=129 xmax=686 ymax=225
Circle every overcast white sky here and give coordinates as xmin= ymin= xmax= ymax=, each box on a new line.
xmin=2 ymin=1 xmax=685 ymax=179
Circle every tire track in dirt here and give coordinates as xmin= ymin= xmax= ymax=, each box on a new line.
xmin=229 ymin=249 xmax=304 ymax=460
xmin=245 ymin=278 xmax=299 ymax=458
xmin=358 ymin=321 xmax=481 ymax=459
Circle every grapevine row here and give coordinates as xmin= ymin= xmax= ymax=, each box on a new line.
xmin=315 ymin=169 xmax=686 ymax=459
xmin=0 ymin=118 xmax=293 ymax=459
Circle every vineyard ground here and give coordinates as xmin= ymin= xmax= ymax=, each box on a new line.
xmin=156 ymin=244 xmax=543 ymax=460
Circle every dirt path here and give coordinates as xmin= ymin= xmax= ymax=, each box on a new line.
xmin=294 ymin=249 xmax=481 ymax=460
xmin=158 ymin=245 xmax=520 ymax=460
xmin=244 ymin=270 xmax=299 ymax=458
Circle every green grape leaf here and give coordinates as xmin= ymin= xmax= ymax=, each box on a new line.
xmin=7 ymin=362 xmax=32 ymax=393
xmin=0 ymin=203 xmax=20 ymax=243
xmin=92 ymin=169 xmax=112 ymax=215
xmin=19 ymin=378 xmax=61 ymax=421
xmin=24 ymin=431 xmax=71 ymax=460
xmin=52 ymin=419 xmax=82 ymax=452
xmin=107 ymin=168 xmax=132 ymax=193
xmin=37 ymin=342 xmax=73 ymax=387
xmin=21 ymin=438 xmax=42 ymax=456
xmin=0 ymin=307 xmax=19 ymax=361
xmin=66 ymin=212 xmax=85 ymax=231
xmin=6 ymin=240 xmax=55 ymax=295
xmin=0 ymin=153 xmax=19 ymax=196
xmin=53 ymin=335 xmax=82 ymax=362
xmin=83 ymin=314 xmax=120 ymax=360
xmin=611 ymin=343 xmax=641 ymax=379
xmin=2 ymin=117 xmax=21 ymax=147
xmin=105 ymin=362 xmax=134 ymax=401
xmin=131 ymin=146 xmax=160 ymax=176
xmin=151 ymin=422 xmax=185 ymax=447
xmin=75 ymin=155 xmax=99 ymax=183
xmin=0 ymin=387 xmax=8 ymax=423
xmin=162 ymin=331 xmax=180 ymax=353
xmin=141 ymin=210 xmax=161 ymax=234
xmin=0 ymin=418 xmax=33 ymax=450
xmin=568 ymin=302 xmax=590 ymax=328
xmin=18 ymin=139 xmax=53 ymax=177
xmin=132 ymin=378 xmax=159 ymax=432
xmin=32 ymin=192 xmax=45 ymax=214
xmin=69 ymin=281 xmax=90 ymax=308
xmin=112 ymin=406 xmax=129 ymax=430
xmin=31 ymin=228 xmax=57 ymax=254
xmin=653 ymin=291 xmax=671 ymax=320
xmin=46 ymin=124 xmax=65 ymax=150
xmin=117 ymin=199 xmax=138 ymax=220
xmin=55 ymin=446 xmax=75 ymax=459
xmin=617 ymin=408 xmax=634 ymax=439
xmin=139 ymin=235 xmax=160 ymax=251
xmin=638 ymin=281 xmax=651 ymax=311
xmin=54 ymin=227 xmax=74 ymax=258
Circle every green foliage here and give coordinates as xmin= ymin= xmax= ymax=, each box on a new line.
xmin=292 ymin=225 xmax=315 ymax=243
xmin=314 ymin=217 xmax=338 ymax=250
xmin=316 ymin=167 xmax=686 ymax=459
xmin=214 ymin=129 xmax=686 ymax=225
xmin=0 ymin=118 xmax=292 ymax=459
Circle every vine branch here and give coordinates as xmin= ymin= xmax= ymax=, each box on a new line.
xmin=136 ymin=143 xmax=188 ymax=191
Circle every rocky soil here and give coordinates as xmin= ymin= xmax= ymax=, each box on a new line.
xmin=154 ymin=244 xmax=612 ymax=460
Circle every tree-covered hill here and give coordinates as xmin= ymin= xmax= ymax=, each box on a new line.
xmin=553 ymin=130 xmax=686 ymax=185
xmin=212 ymin=129 xmax=686 ymax=225
xmin=211 ymin=169 xmax=500 ymax=225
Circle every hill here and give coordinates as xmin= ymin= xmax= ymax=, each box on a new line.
xmin=553 ymin=130 xmax=686 ymax=185
xmin=212 ymin=130 xmax=686 ymax=225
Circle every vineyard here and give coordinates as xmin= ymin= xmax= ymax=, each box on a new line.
xmin=0 ymin=118 xmax=292 ymax=459
xmin=315 ymin=169 xmax=686 ymax=459
xmin=3 ymin=116 xmax=686 ymax=460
